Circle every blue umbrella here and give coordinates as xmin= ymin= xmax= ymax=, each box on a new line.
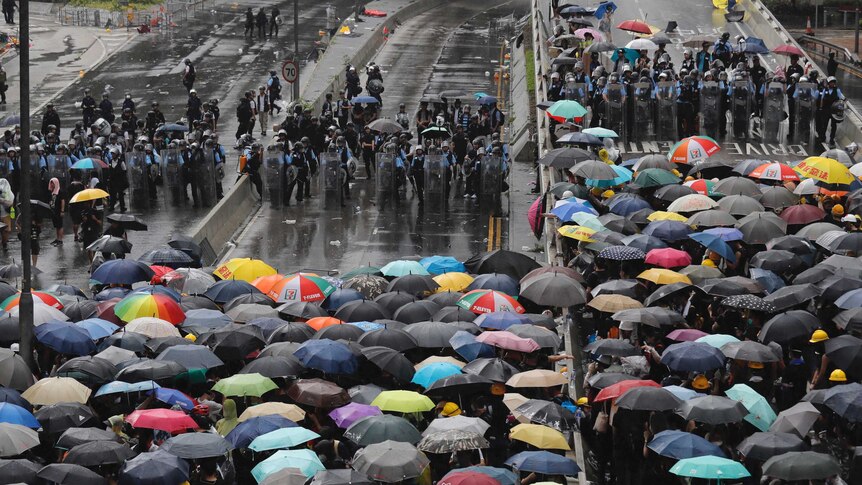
xmin=75 ymin=318 xmax=119 ymax=340
xmin=34 ymin=321 xmax=96 ymax=356
xmin=294 ymin=339 xmax=358 ymax=374
xmin=91 ymin=259 xmax=155 ymax=285
xmin=505 ymin=451 xmax=580 ymax=476
xmin=587 ymin=165 xmax=633 ymax=188
xmin=609 ymin=196 xmax=651 ymax=216
xmin=248 ymin=317 xmax=288 ymax=338
xmin=477 ymin=95 xmax=498 ymax=105
xmin=130 ymin=285 xmax=182 ymax=303
xmin=663 ymin=385 xmax=699 ymax=401
xmin=348 ymin=321 xmax=385 ymax=332
xmin=689 ymin=232 xmax=736 ymax=262
xmin=119 ymin=449 xmax=190 ymax=485
xmin=703 ymin=227 xmax=744 ymax=242
xmin=611 ymin=47 xmax=640 ymax=65
xmin=156 ymin=123 xmax=190 ymax=132
xmin=323 ymin=288 xmax=365 ymax=311
xmin=249 ymin=427 xmax=321 ymax=451
xmin=0 ymin=402 xmax=40 ymax=428
xmin=420 ymin=256 xmax=466 ymax=275
xmin=147 ymin=388 xmax=195 ymax=410
xmin=94 ymin=287 xmax=131 ymax=301
xmin=182 ymin=309 xmax=232 ymax=330
xmin=750 ymin=268 xmax=785 ymax=294
xmin=660 ymin=342 xmax=727 ymax=372
xmin=551 ymin=200 xmax=599 ymax=221
xmin=594 ymin=1 xmax=617 ymax=18
xmin=561 ymin=5 xmax=588 ymax=14
xmin=467 ymin=273 xmax=521 ymax=297
xmin=643 ymin=220 xmax=694 ymax=242
xmin=474 ymin=311 xmax=531 ymax=330
xmin=734 ymin=37 xmax=769 ymax=54
xmin=648 ymin=430 xmax=725 ymax=459
xmin=450 ymin=330 xmax=495 ymax=361
xmin=448 ymin=467 xmax=518 ymax=485
xmin=352 ymin=96 xmax=380 ymax=104
xmin=411 ymin=362 xmax=463 ymax=388
xmin=203 ymin=279 xmax=261 ymax=305
xmin=95 ymin=380 xmax=160 ymax=397
xmin=225 ymin=415 xmax=298 ymax=448
xmin=0 ymin=388 xmax=31 ymax=411
xmin=835 ymin=288 xmax=862 ymax=309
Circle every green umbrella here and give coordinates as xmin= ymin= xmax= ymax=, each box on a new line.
xmin=634 ymin=168 xmax=681 ymax=188
xmin=249 ymin=427 xmax=321 ymax=451
xmin=725 ymin=383 xmax=776 ymax=432
xmin=252 ymin=449 xmax=326 ymax=482
xmin=670 ymin=455 xmax=750 ymax=480
xmin=547 ymin=100 xmax=588 ymax=121
xmin=342 ymin=266 xmax=383 ymax=279
xmin=212 ymin=373 xmax=278 ymax=398
xmin=582 ymin=127 xmax=618 ymax=138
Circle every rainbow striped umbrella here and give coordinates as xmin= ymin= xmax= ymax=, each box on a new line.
xmin=1 ymin=291 xmax=63 ymax=311
xmin=267 ymin=274 xmax=336 ymax=302
xmin=668 ymin=136 xmax=720 ymax=164
xmin=457 ymin=289 xmax=525 ymax=315
xmin=114 ymin=291 xmax=185 ymax=324
xmin=70 ymin=158 xmax=109 ymax=170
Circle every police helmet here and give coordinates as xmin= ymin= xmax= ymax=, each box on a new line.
xmin=828 ymin=76 xmax=838 ymax=83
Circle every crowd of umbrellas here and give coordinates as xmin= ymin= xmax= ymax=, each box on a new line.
xmin=0 ymin=246 xmax=606 ymax=485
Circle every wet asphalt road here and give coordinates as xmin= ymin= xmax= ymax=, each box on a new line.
xmin=2 ymin=0 xmax=358 ymax=288
xmin=229 ymin=0 xmax=532 ymax=276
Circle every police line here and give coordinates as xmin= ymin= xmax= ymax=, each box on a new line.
xmin=616 ymin=140 xmax=822 ymax=159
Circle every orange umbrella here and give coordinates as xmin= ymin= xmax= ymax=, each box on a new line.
xmin=251 ymin=274 xmax=286 ymax=295
xmin=595 ymin=379 xmax=660 ymax=402
xmin=306 ymin=317 xmax=344 ymax=331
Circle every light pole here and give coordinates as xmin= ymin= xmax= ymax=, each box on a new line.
xmin=18 ymin=0 xmax=34 ymax=372
xmin=293 ymin=0 xmax=300 ymax=101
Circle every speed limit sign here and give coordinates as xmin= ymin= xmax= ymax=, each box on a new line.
xmin=282 ymin=60 xmax=298 ymax=84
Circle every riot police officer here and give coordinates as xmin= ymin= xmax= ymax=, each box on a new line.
xmin=99 ymin=93 xmax=114 ymax=123
xmin=818 ymin=76 xmax=845 ymax=147
xmin=285 ymin=141 xmax=308 ymax=205
xmin=677 ymin=72 xmax=699 ymax=138
xmin=108 ymin=149 xmax=128 ymax=213
xmin=336 ymin=136 xmax=351 ymax=205
xmin=81 ymin=89 xmax=97 ymax=127
xmin=411 ymin=146 xmax=426 ymax=205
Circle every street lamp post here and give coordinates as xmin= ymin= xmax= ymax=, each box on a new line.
xmin=293 ymin=0 xmax=300 ymax=101
xmin=18 ymin=0 xmax=35 ymax=371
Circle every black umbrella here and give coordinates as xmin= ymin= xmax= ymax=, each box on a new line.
xmin=759 ymin=310 xmax=819 ymax=344
xmin=591 ymin=279 xmax=639 ymax=298
xmin=55 ymin=356 xmax=117 ymax=385
xmin=616 ymin=387 xmax=682 ymax=411
xmin=736 ymin=213 xmax=787 ymax=244
xmin=643 ymin=282 xmax=694 ymax=307
xmin=267 ymin=322 xmax=315 ymax=344
xmin=432 ymin=306 xmax=477 ymax=323
xmin=767 ymin=235 xmax=816 ymax=256
xmin=587 ymin=372 xmax=637 ymax=389
xmin=0 ymin=315 xmax=18 ymax=346
xmin=343 ymin=274 xmax=390 ymax=299
xmin=64 ymin=440 xmax=134 ymax=466
xmin=0 ymin=260 xmax=41 ymax=280
xmin=145 ymin=336 xmax=194 ymax=355
xmin=825 ymin=335 xmax=862 ymax=376
xmin=426 ymin=291 xmax=465 ymax=307
xmin=538 ymin=147 xmax=594 ymax=169
xmin=334 ymin=300 xmax=392 ymax=322
xmin=373 ymin=291 xmax=417 ymax=315
xmin=239 ymin=355 xmax=304 ymax=378
xmin=356 ymin=328 xmax=418 ymax=352
xmin=0 ymin=388 xmax=31 ymax=410
xmin=0 ymin=458 xmax=40 ymax=483
xmin=462 ymin=357 xmax=519 ymax=383
xmin=612 ymin=307 xmax=685 ymax=328
xmin=403 ymin=321 xmax=459 ymax=347
xmin=513 ymin=399 xmax=576 ymax=431
xmin=393 ymin=301 xmax=442 ymax=324
xmin=761 ymin=451 xmax=840 ymax=481
xmin=34 ymin=403 xmax=98 ymax=435
xmin=62 ymin=300 xmax=99 ymax=321
xmin=201 ymin=325 xmax=266 ymax=361
xmin=584 ymin=339 xmax=640 ymax=357
xmin=98 ymin=332 xmax=148 ymax=353
xmin=160 ymin=432 xmax=232 ymax=459
xmin=37 ymin=463 xmax=107 ymax=485
xmin=314 ymin=324 xmax=364 ymax=342
xmin=464 ymin=250 xmax=541 ymax=280
xmin=677 ymin=395 xmax=748 ymax=425
xmin=167 ymin=235 xmax=202 ymax=261
xmin=86 ymin=235 xmax=133 ymax=254
xmin=835 ymin=308 xmax=862 ymax=332
xmin=138 ymin=247 xmax=195 ymax=269
xmin=119 ymin=449 xmax=189 ymax=485
xmin=276 ymin=301 xmax=328 ymax=320
xmin=425 ymin=373 xmax=494 ymax=396
xmin=749 ymin=250 xmax=805 ymax=274
xmin=721 ymin=341 xmax=781 ymax=363
xmin=309 ymin=469 xmax=373 ymax=485
xmin=116 ymin=359 xmax=187 ymax=383
xmin=653 ymin=184 xmax=696 ymax=202
xmin=737 ymin=432 xmax=807 ymax=461
xmin=180 ymin=294 xmax=220 ymax=311
xmin=387 ymin=274 xmax=440 ymax=296
xmin=0 ymin=348 xmax=36 ymax=391
xmin=721 ymin=294 xmax=776 ymax=313
xmin=106 ymin=213 xmax=148 ymax=231
xmin=258 ymin=342 xmax=301 ymax=359
xmin=155 ymin=345 xmax=224 ymax=369
xmin=203 ymin=280 xmax=262 ymax=305
xmin=360 ymin=346 xmax=415 ymax=383
xmin=508 ymin=324 xmax=561 ymax=349
xmin=56 ymin=427 xmax=121 ymax=450
xmin=817 ymin=275 xmax=862 ymax=302
xmin=223 ymin=292 xmax=277 ymax=312
xmin=763 ymin=284 xmax=821 ymax=311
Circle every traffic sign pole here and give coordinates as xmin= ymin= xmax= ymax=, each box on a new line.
xmin=293 ymin=0 xmax=300 ymax=100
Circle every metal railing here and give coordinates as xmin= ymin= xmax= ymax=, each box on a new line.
xmin=797 ymin=34 xmax=862 ymax=67
xmin=58 ymin=0 xmax=212 ymax=29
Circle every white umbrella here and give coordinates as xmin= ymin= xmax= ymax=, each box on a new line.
xmin=422 ymin=416 xmax=490 ymax=437
xmin=626 ymin=38 xmax=658 ymax=50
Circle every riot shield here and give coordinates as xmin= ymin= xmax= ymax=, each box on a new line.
xmin=160 ymin=148 xmax=184 ymax=207
xmin=731 ymin=80 xmax=752 ymax=140
xmin=700 ymin=81 xmax=722 ymax=140
xmin=633 ymin=82 xmax=654 ymax=141
xmin=480 ymin=155 xmax=502 ymax=206
xmin=197 ymin=150 xmax=217 ymax=208
xmin=126 ymin=150 xmax=149 ymax=209
xmin=375 ymin=152 xmax=396 ymax=207
xmin=605 ymin=84 xmax=626 ymax=142
xmin=565 ymin=82 xmax=589 ymax=125
xmin=47 ymin=154 xmax=69 ymax=188
xmin=763 ymin=82 xmax=786 ymax=144
xmin=656 ymin=81 xmax=677 ymax=140
xmin=425 ymin=152 xmax=447 ymax=210
xmin=263 ymin=145 xmax=283 ymax=208
xmin=319 ymin=151 xmax=343 ymax=209
xmin=0 ymin=154 xmax=9 ymax=180
xmin=794 ymin=82 xmax=816 ymax=146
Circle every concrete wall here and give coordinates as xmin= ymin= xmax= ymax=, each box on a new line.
xmin=510 ymin=38 xmax=536 ymax=163
xmin=187 ymin=175 xmax=256 ymax=262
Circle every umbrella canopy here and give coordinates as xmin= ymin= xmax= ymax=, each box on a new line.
xmin=225 ymin=415 xmax=298 ymax=448
xmin=239 ymin=402 xmax=306 ymax=422
xmin=513 ymin=399 xmax=576 ymax=431
xmin=761 ymin=451 xmax=840 ymax=481
xmin=119 ymin=449 xmax=190 ymax=485
xmin=295 ymin=339 xmax=358 ymax=374
xmin=287 ymin=378 xmax=351 ymax=408
xmin=361 ymin=346 xmax=416 ymax=383
xmin=22 ymin=377 xmax=90 ymax=405
xmin=726 ymin=383 xmax=778 ymax=431
xmin=648 ymin=430 xmax=724 ymax=459
xmin=679 ymin=395 xmax=749 ymax=424
xmin=0 ymin=423 xmax=39 ymax=457
xmin=737 ymin=432 xmax=807 ymax=461
xmin=213 ymin=373 xmax=278 ymax=397
xmin=769 ymin=401 xmax=820 ymax=436
xmin=252 ymin=449 xmax=326 ymax=482
xmin=504 ymin=450 xmax=580 ymax=476
xmin=345 ymin=414 xmax=421 ymax=446
xmin=91 ymin=259 xmax=155 ymax=285
xmin=250 ymin=427 xmax=321 ymax=451
xmin=670 ymin=456 xmax=750 ymax=480
xmin=476 ymin=331 xmax=540 ymax=353
xmin=37 ymin=463 xmax=106 ymax=484
xmin=507 ymin=369 xmax=567 ymax=388
xmin=125 ymin=408 xmax=198 ymax=433
xmin=616 ymin=386 xmax=682 ymax=411
xmin=64 ymin=440 xmax=134 ymax=466
xmin=352 ymin=441 xmax=430 ymax=483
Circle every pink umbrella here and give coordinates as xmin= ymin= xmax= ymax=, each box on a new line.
xmin=476 ymin=331 xmax=540 ymax=353
xmin=125 ymin=409 xmax=198 ymax=433
xmin=328 ymin=402 xmax=382 ymax=428
xmin=666 ymin=328 xmax=709 ymax=342
xmin=528 ymin=194 xmax=545 ymax=239
xmin=773 ymin=45 xmax=804 ymax=57
xmin=645 ymin=248 xmax=692 ymax=269
xmin=575 ymin=28 xmax=603 ymax=40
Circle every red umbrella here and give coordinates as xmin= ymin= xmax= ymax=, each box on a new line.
xmin=440 ymin=471 xmax=501 ymax=485
xmin=773 ymin=45 xmax=804 ymax=57
xmin=645 ymin=248 xmax=692 ymax=269
xmin=125 ymin=409 xmax=198 ymax=433
xmin=748 ymin=162 xmax=799 ymax=182
xmin=667 ymin=328 xmax=709 ymax=342
xmin=780 ymin=204 xmax=826 ymax=225
xmin=595 ymin=379 xmax=660 ymax=402
xmin=96 ymin=299 xmax=123 ymax=325
xmin=476 ymin=331 xmax=540 ymax=353
xmin=149 ymin=265 xmax=173 ymax=284
xmin=528 ymin=194 xmax=546 ymax=239
xmin=616 ymin=19 xmax=652 ymax=34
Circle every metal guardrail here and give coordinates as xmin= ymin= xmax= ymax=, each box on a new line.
xmin=797 ymin=34 xmax=861 ymax=67
xmin=58 ymin=0 xmax=211 ymax=29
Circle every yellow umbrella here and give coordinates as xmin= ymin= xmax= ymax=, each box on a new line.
xmin=647 ymin=211 xmax=688 ymax=222
xmin=557 ymin=225 xmax=596 ymax=242
xmin=69 ymin=188 xmax=109 ymax=204
xmin=510 ymin=423 xmax=571 ymax=450
xmin=22 ymin=377 xmax=91 ymax=405
xmin=794 ymin=157 xmax=855 ymax=185
xmin=214 ymin=258 xmax=277 ymax=283
xmin=415 ymin=355 xmax=466 ymax=370
xmin=506 ymin=369 xmax=567 ymax=388
xmin=433 ymin=272 xmax=474 ymax=292
xmin=238 ymin=402 xmax=306 ymax=422
xmin=587 ymin=294 xmax=643 ymax=313
xmin=371 ymin=390 xmax=435 ymax=413
xmin=638 ymin=268 xmax=692 ymax=285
